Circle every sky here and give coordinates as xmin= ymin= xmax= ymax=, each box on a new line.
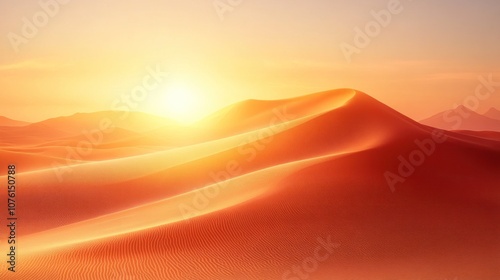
xmin=1 ymin=0 xmax=500 ymax=123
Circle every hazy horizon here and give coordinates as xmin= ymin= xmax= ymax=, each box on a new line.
xmin=2 ymin=89 xmax=500 ymax=124
xmin=1 ymin=0 xmax=500 ymax=123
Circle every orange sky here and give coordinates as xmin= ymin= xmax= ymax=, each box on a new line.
xmin=1 ymin=0 xmax=499 ymax=122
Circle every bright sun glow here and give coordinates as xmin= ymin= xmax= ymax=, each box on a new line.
xmin=161 ymin=83 xmax=202 ymax=124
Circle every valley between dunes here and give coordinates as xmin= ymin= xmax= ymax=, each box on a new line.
xmin=0 ymin=89 xmax=499 ymax=279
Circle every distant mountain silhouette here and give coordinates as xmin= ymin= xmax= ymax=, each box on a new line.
xmin=484 ymin=107 xmax=500 ymax=121
xmin=0 ymin=116 xmax=30 ymax=127
xmin=420 ymin=105 xmax=500 ymax=132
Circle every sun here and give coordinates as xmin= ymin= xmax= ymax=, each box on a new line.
xmin=162 ymin=83 xmax=202 ymax=124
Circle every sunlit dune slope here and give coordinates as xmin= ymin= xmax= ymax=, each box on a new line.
xmin=11 ymin=89 xmax=423 ymax=234
xmin=0 ymin=89 xmax=499 ymax=280
xmin=0 ymin=126 xmax=171 ymax=175
xmin=100 ymin=89 xmax=359 ymax=148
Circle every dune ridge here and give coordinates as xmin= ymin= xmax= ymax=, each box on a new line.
xmin=0 ymin=116 xmax=30 ymax=127
xmin=1 ymin=89 xmax=499 ymax=280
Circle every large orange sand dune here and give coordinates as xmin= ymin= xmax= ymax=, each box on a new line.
xmin=0 ymin=89 xmax=499 ymax=279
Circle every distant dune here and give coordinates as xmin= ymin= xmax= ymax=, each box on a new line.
xmin=421 ymin=105 xmax=500 ymax=132
xmin=485 ymin=107 xmax=500 ymax=121
xmin=0 ymin=89 xmax=499 ymax=280
xmin=26 ymin=111 xmax=174 ymax=134
xmin=0 ymin=116 xmax=29 ymax=127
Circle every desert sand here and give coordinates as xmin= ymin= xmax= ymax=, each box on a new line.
xmin=0 ymin=89 xmax=499 ymax=279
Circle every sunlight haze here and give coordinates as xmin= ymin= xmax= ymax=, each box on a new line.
xmin=0 ymin=0 xmax=499 ymax=122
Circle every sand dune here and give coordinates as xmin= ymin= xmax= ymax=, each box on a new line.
xmin=0 ymin=116 xmax=30 ymax=127
xmin=0 ymin=111 xmax=174 ymax=146
xmin=453 ymin=130 xmax=500 ymax=141
xmin=0 ymin=123 xmax=74 ymax=145
xmin=0 ymin=89 xmax=499 ymax=280
xmin=30 ymin=111 xmax=174 ymax=134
